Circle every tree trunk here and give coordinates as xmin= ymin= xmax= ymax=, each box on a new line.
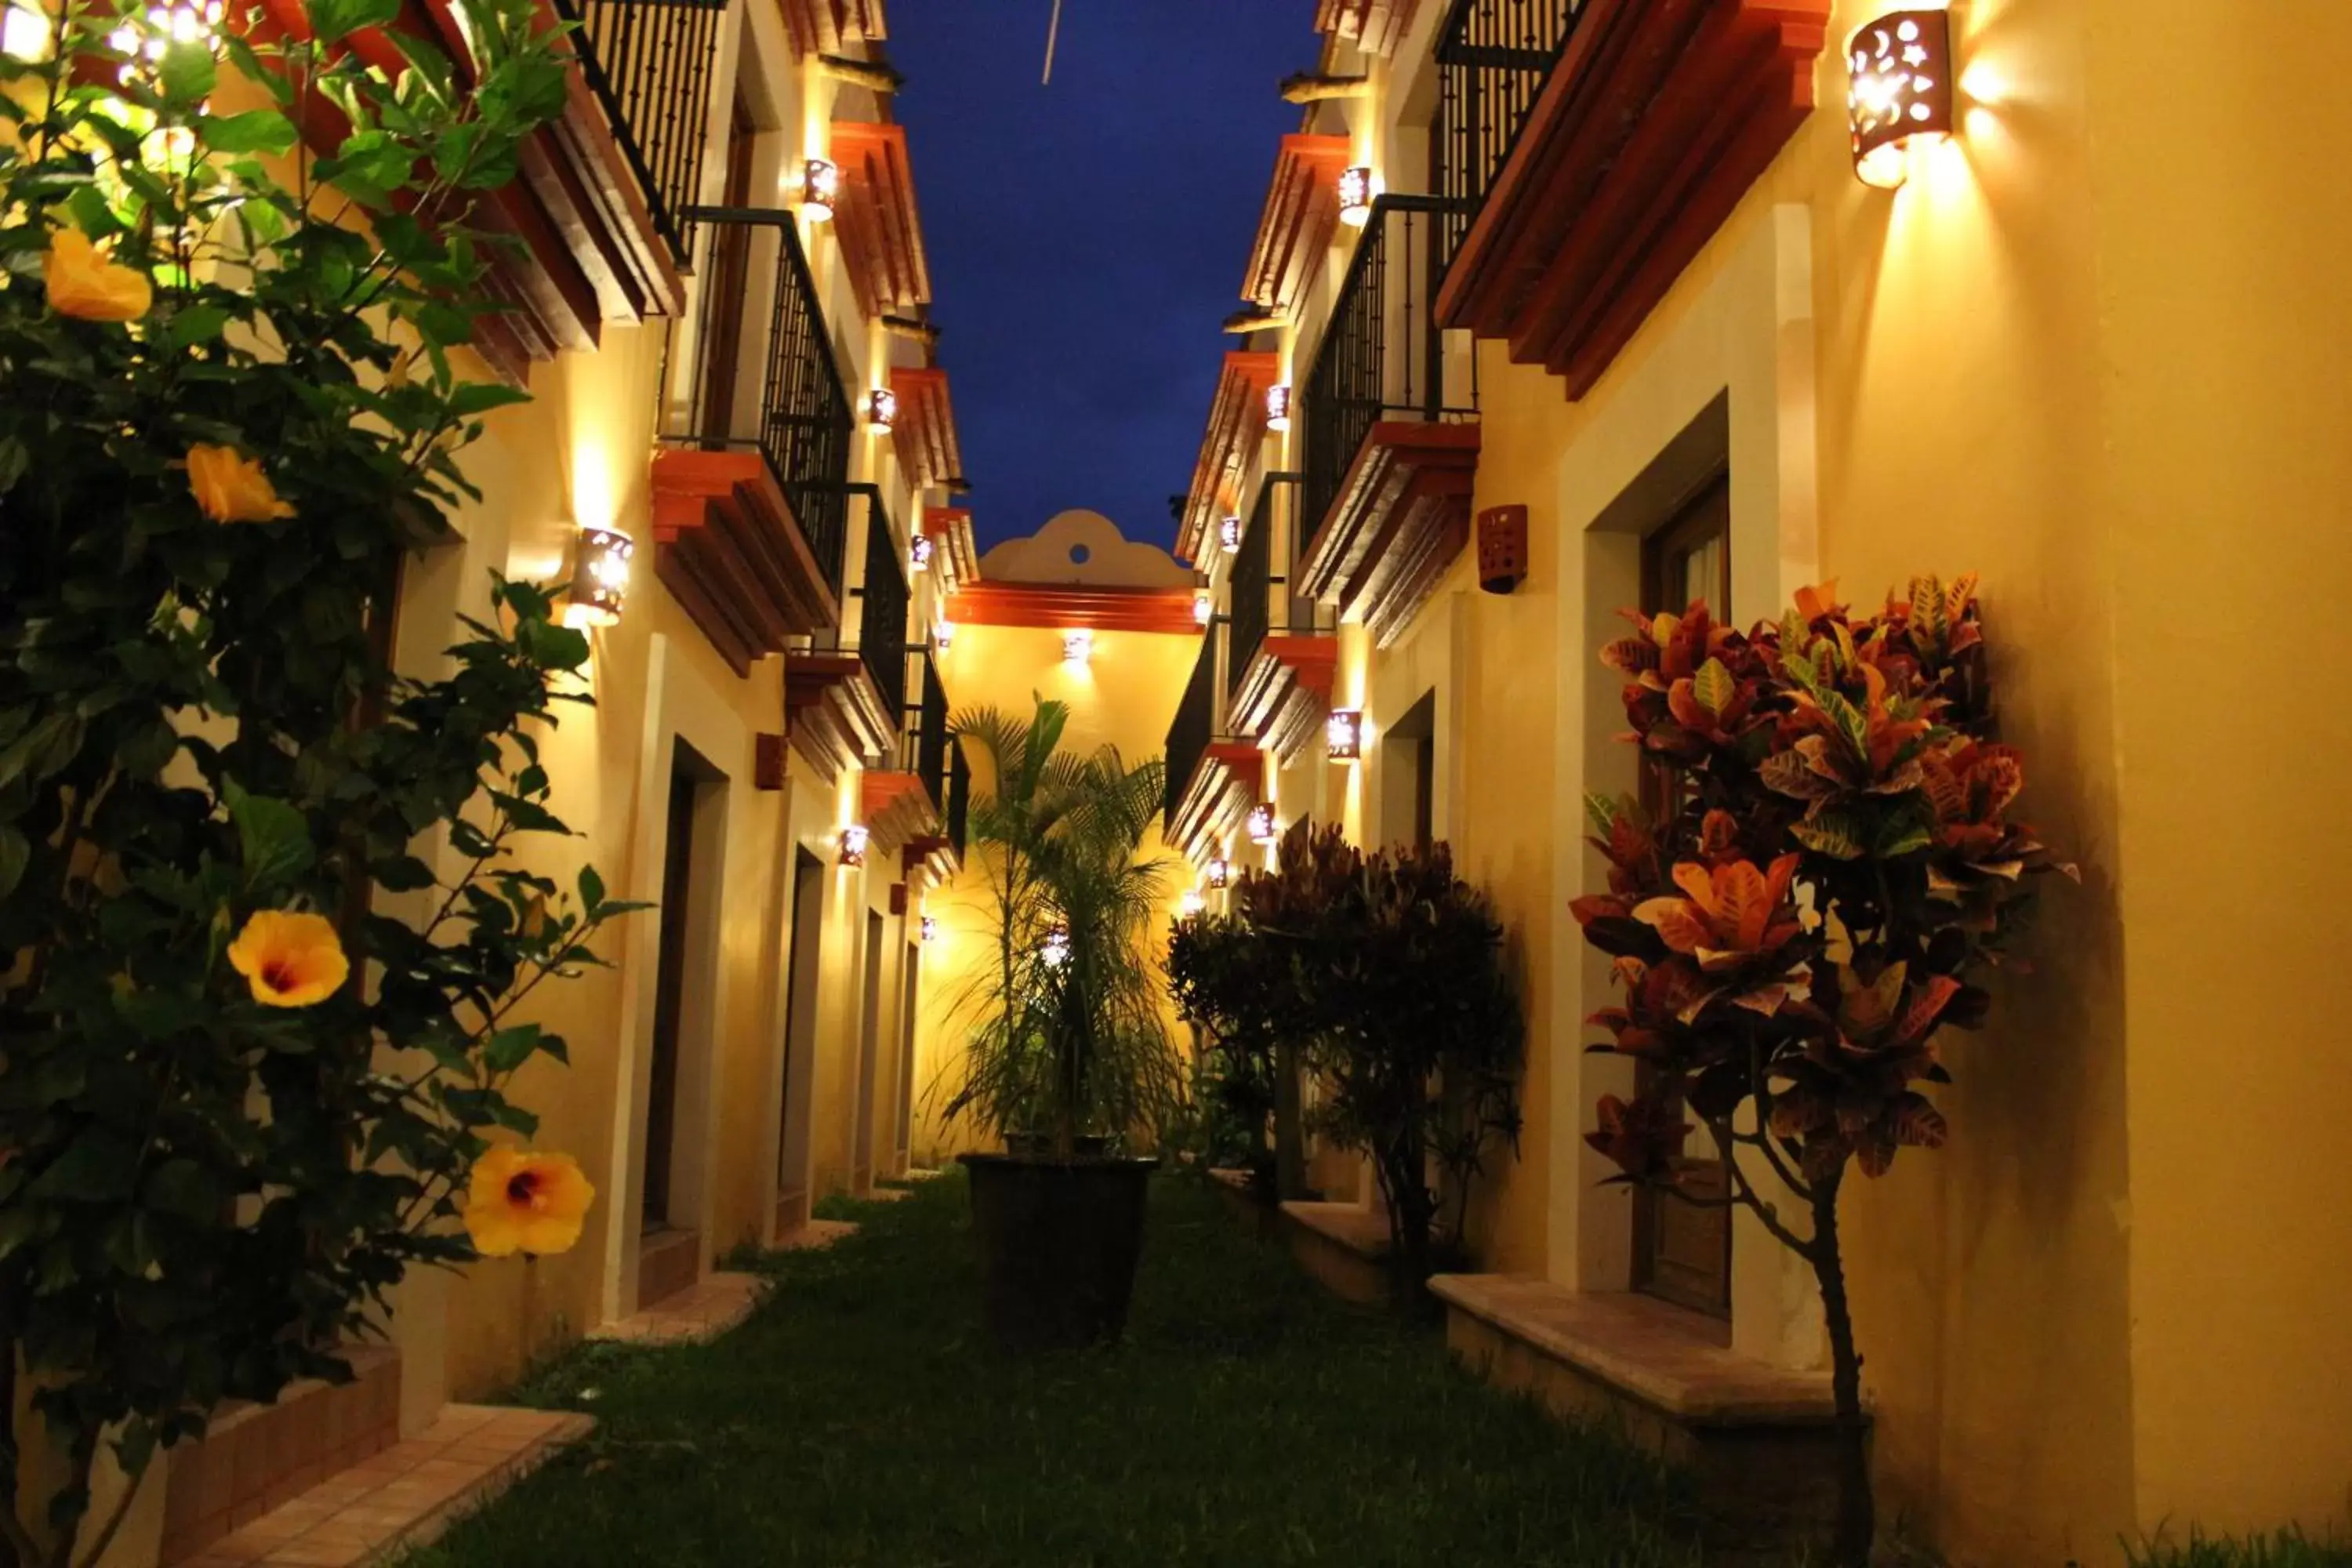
xmin=1809 ymin=1174 xmax=1874 ymax=1567
xmin=1273 ymin=1039 xmax=1308 ymax=1201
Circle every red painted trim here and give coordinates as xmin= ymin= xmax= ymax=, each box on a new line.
xmin=950 ymin=582 xmax=1200 ymax=635
xmin=1241 ymin=135 xmax=1351 ymax=315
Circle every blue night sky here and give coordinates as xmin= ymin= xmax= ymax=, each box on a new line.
xmin=887 ymin=1 xmax=1315 ymax=554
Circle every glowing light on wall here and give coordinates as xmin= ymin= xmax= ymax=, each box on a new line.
xmin=1040 ymin=923 xmax=1071 ymax=968
xmin=910 ymin=534 xmax=934 ymax=574
xmin=1246 ymin=803 xmax=1278 ymax=847
xmin=1179 ymin=889 xmax=1206 ymax=918
xmin=1338 ymin=166 xmax=1377 ymax=228
xmin=562 ymin=526 xmax=634 ymax=630
xmin=1218 ymin=515 xmax=1243 ymax=554
xmin=1326 ymin=709 xmax=1363 ymax=761
xmin=1063 ymin=629 xmax=1092 ymax=665
xmin=1848 ymin=9 xmax=1955 ymax=190
xmin=838 ymin=824 xmax=870 ymax=868
xmin=920 ymin=915 xmax=939 ymax=943
xmin=1193 ymin=591 xmax=1213 ymax=627
xmin=798 ymin=157 xmax=840 ymax=221
xmin=1204 ymin=855 xmax=1231 ymax=891
xmin=1265 ymin=384 xmax=1293 ymax=434
xmin=935 ymin=619 xmax=956 ymax=652
xmin=863 ymin=387 xmax=898 ymax=430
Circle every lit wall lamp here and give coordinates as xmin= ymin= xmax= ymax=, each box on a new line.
xmin=798 ymin=157 xmax=840 ymax=221
xmin=863 ymin=387 xmax=898 ymax=431
xmin=1246 ymin=802 xmax=1278 ymax=847
xmin=837 ymin=823 xmax=870 ymax=867
xmin=1326 ymin=709 xmax=1363 ymax=761
xmin=1204 ymin=854 xmax=1232 ymax=891
xmin=1040 ymin=923 xmax=1071 ymax=968
xmin=1179 ymin=889 xmax=1206 ymax=919
xmin=562 ymin=525 xmax=634 ymax=630
xmin=920 ymin=915 xmax=939 ymax=943
xmin=1265 ymin=384 xmax=1293 ymax=434
xmin=935 ymin=619 xmax=956 ymax=653
xmin=1063 ymin=629 xmax=1093 ymax=665
xmin=1193 ymin=590 xmax=1213 ymax=628
xmin=910 ymin=534 xmax=934 ymax=574
xmin=1338 ymin=166 xmax=1377 ymax=228
xmin=1848 ymin=9 xmax=1954 ymax=190
xmin=1218 ymin=515 xmax=1243 ymax=554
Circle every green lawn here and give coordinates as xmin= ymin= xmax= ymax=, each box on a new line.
xmin=2129 ymin=1533 xmax=2352 ymax=1568
xmin=405 ymin=1173 xmax=1711 ymax=1567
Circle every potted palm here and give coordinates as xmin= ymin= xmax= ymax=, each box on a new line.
xmin=942 ymin=699 xmax=1181 ymax=1350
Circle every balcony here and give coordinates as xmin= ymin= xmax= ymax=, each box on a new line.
xmin=866 ymin=645 xmax=947 ymax=865
xmin=1435 ymin=0 xmax=1833 ymax=396
xmin=1316 ymin=0 xmax=1425 ymax=57
xmin=1226 ymin=477 xmax=1338 ymax=760
xmin=831 ymin=121 xmax=933 ymax=320
xmin=887 ymin=367 xmax=964 ymax=491
xmin=553 ymin=0 xmax=726 ymax=270
xmin=779 ymin=0 xmax=885 ymax=56
xmin=651 ymin=209 xmax=853 ymax=676
xmin=1178 ymin=350 xmax=1280 ymax=564
xmin=782 ymin=486 xmax=906 ymax=782
xmin=1163 ymin=632 xmax=1264 ymax=864
xmin=1295 ymin=195 xmax=1482 ymax=650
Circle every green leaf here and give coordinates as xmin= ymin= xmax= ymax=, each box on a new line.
xmin=483 ymin=1023 xmax=542 ymax=1073
xmin=0 ymin=826 xmax=27 ymax=901
xmin=579 ymin=865 xmax=605 ymax=913
xmin=28 ymin=1127 xmax=143 ymax=1203
xmin=305 ymin=0 xmax=400 ymax=43
xmin=141 ymin=1159 xmax=222 ymax=1223
xmin=157 ymin=39 xmax=216 ymax=103
xmin=446 ymin=382 xmax=532 ymax=418
xmin=225 ymin=781 xmax=315 ymax=889
xmin=1790 ymin=809 xmax=1869 ymax=861
xmin=198 ymin=107 xmax=297 ymax=155
xmin=1692 ymin=657 xmax=1735 ymax=718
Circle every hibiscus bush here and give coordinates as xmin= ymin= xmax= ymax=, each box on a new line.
xmin=1574 ymin=577 xmax=2071 ymax=1566
xmin=0 ymin=2 xmax=632 ymax=1563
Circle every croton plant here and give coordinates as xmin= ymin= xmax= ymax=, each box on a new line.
xmin=1573 ymin=576 xmax=2071 ymax=1565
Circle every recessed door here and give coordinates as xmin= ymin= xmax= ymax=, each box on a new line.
xmin=852 ymin=911 xmax=884 ymax=1189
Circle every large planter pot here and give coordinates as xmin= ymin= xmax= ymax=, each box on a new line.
xmin=959 ymin=1152 xmax=1156 ymax=1352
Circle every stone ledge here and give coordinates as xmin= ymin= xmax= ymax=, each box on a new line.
xmin=1429 ymin=1275 xmax=1836 ymax=1426
xmin=1279 ymin=1201 xmax=1399 ymax=1305
xmin=1279 ymin=1200 xmax=1392 ymax=1258
xmin=591 ymin=1272 xmax=767 ymax=1346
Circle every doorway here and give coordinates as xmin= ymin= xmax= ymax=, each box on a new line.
xmin=696 ymin=89 xmax=757 ymax=445
xmin=639 ymin=739 xmax=722 ymax=1307
xmin=1384 ymin=690 xmax=1437 ymax=850
xmin=1632 ymin=470 xmax=1734 ymax=1321
xmin=851 ymin=910 xmax=884 ymax=1192
xmin=775 ymin=848 xmax=825 ymax=1234
xmin=894 ymin=940 xmax=920 ymax=1176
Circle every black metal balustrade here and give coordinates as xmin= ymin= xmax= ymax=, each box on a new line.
xmin=908 ymin=648 xmax=950 ymax=809
xmin=1164 ymin=630 xmax=1218 ymax=831
xmin=671 ymin=206 xmax=855 ymax=601
xmin=946 ymin=739 xmax=971 ymax=863
xmin=1300 ymin=195 xmax=1481 ymax=552
xmin=854 ymin=491 xmax=911 ymax=728
xmin=553 ymin=0 xmax=727 ymax=265
xmin=1433 ymin=0 xmax=1582 ymax=274
xmin=1227 ymin=486 xmax=1273 ymax=702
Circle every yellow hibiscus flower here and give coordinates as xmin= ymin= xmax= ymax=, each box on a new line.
xmin=42 ymin=227 xmax=152 ymax=322
xmin=225 ymin=910 xmax=349 ymax=1008
xmin=187 ymin=444 xmax=296 ymax=523
xmin=463 ymin=1148 xmax=596 ymax=1258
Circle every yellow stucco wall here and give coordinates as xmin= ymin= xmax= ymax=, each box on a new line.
xmin=911 ymin=619 xmax=1203 ymax=1163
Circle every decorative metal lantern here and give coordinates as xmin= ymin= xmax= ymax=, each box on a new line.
xmin=798 ymin=156 xmax=840 ymax=221
xmin=838 ymin=823 xmax=870 ymax=867
xmin=1265 ymin=384 xmax=1293 ymax=434
xmin=910 ymin=534 xmax=934 ymax=574
xmin=1476 ymin=504 xmax=1529 ymax=595
xmin=1179 ymin=889 xmax=1206 ymax=918
xmin=1246 ymin=802 xmax=1278 ymax=846
xmin=564 ymin=526 xmax=635 ymax=629
xmin=1338 ymin=165 xmax=1376 ymax=228
xmin=1847 ymin=10 xmax=1954 ymax=190
xmin=1218 ymin=515 xmax=1243 ymax=554
xmin=1326 ymin=709 xmax=1363 ymax=761
xmin=1204 ymin=855 xmax=1232 ymax=891
xmin=863 ymin=387 xmax=898 ymax=430
xmin=1063 ymin=629 xmax=1092 ymax=665
xmin=1193 ymin=591 xmax=1213 ymax=628
xmin=935 ymin=619 xmax=956 ymax=653
xmin=920 ymin=915 xmax=939 ymax=943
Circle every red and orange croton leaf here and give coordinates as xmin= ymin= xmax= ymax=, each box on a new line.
xmin=1586 ymin=1092 xmax=1693 ymax=1181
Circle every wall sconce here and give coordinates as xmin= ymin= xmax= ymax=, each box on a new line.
xmin=1476 ymin=504 xmax=1530 ymax=596
xmin=1179 ymin=889 xmax=1206 ymax=919
xmin=1218 ymin=515 xmax=1243 ymax=554
xmin=1246 ymin=802 xmax=1278 ymax=847
xmin=1204 ymin=855 xmax=1231 ymax=891
xmin=1847 ymin=9 xmax=1954 ymax=190
xmin=1326 ymin=709 xmax=1363 ymax=761
xmin=837 ymin=823 xmax=870 ymax=867
xmin=561 ymin=525 xmax=634 ymax=630
xmin=1040 ymin=923 xmax=1071 ymax=969
xmin=1338 ymin=166 xmax=1376 ymax=228
xmin=863 ymin=387 xmax=898 ymax=431
xmin=1264 ymin=384 xmax=1293 ymax=434
xmin=1193 ymin=591 xmax=1213 ymax=628
xmin=920 ymin=915 xmax=939 ymax=943
xmin=935 ymin=619 xmax=956 ymax=653
xmin=1063 ymin=629 xmax=1092 ymax=665
xmin=798 ymin=156 xmax=840 ymax=222
xmin=909 ymin=534 xmax=934 ymax=574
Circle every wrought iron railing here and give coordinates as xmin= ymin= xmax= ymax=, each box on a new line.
xmin=853 ymin=489 xmax=910 ymax=728
xmin=554 ymin=0 xmax=727 ymax=265
xmin=946 ymin=739 xmax=970 ymax=862
xmin=670 ymin=207 xmax=854 ymax=601
xmin=1164 ymin=627 xmax=1218 ymax=829
xmin=1228 ymin=486 xmax=1272 ymax=702
xmin=908 ymin=648 xmax=950 ymax=810
xmin=1433 ymin=0 xmax=1582 ymax=273
xmin=1300 ymin=195 xmax=1480 ymax=554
